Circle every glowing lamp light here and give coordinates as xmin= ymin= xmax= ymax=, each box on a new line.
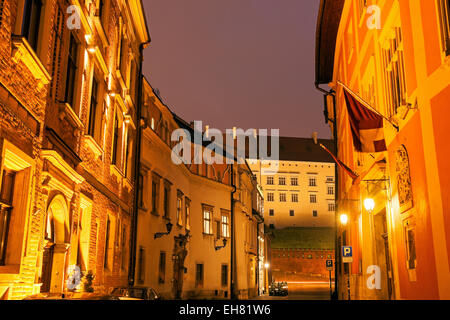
xmin=364 ymin=198 xmax=376 ymax=212
xmin=264 ymin=263 xmax=270 ymax=269
xmin=340 ymin=214 xmax=348 ymax=226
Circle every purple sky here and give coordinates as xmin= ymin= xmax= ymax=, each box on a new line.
xmin=142 ymin=0 xmax=331 ymax=139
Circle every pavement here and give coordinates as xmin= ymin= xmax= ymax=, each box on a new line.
xmin=253 ymin=281 xmax=333 ymax=300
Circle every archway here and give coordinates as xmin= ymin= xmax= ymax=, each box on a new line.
xmin=41 ymin=194 xmax=70 ymax=293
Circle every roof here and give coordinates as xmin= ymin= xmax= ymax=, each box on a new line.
xmin=244 ymin=136 xmax=335 ymax=163
xmin=270 ymin=227 xmax=335 ymax=250
xmin=315 ymin=0 xmax=345 ymax=85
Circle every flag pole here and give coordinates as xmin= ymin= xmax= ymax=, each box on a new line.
xmin=337 ymin=80 xmax=399 ymax=131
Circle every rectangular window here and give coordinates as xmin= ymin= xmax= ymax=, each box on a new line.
xmin=137 ymin=246 xmax=145 ymax=284
xmin=381 ymin=27 xmax=407 ymax=116
xmin=138 ymin=173 xmax=144 ymax=208
xmin=309 ymin=177 xmax=317 ymax=187
xmin=111 ymin=113 xmax=120 ymax=166
xmin=159 ymin=252 xmax=166 ymax=284
xmin=0 ymin=170 xmax=15 ymax=266
xmin=279 ymin=177 xmax=286 ymax=185
xmin=177 ymin=192 xmax=183 ymax=226
xmin=221 ymin=264 xmax=228 ymax=287
xmin=152 ymin=178 xmax=160 ymax=214
xmin=163 ymin=186 xmax=170 ymax=219
xmin=121 ymin=225 xmax=127 ymax=270
xmin=22 ymin=0 xmax=42 ymax=51
xmin=196 ymin=263 xmax=204 ymax=287
xmin=438 ymin=0 xmax=450 ymax=55
xmin=203 ymin=209 xmax=212 ymax=234
xmin=104 ymin=217 xmax=111 ymax=269
xmin=310 ymin=194 xmax=317 ymax=203
xmin=267 ymin=193 xmax=274 ymax=202
xmin=279 ymin=193 xmax=286 ymax=202
xmin=328 ymin=203 xmax=336 ymax=212
xmin=269 ymin=209 xmax=274 ymax=216
xmin=313 ymin=210 xmax=318 ymax=217
xmin=289 ymin=210 xmax=294 ymax=217
xmin=221 ymin=214 xmax=230 ymax=238
xmin=88 ymin=77 xmax=99 ymax=139
xmin=405 ymin=227 xmax=417 ymax=270
xmin=291 ymin=194 xmax=299 ymax=203
xmin=65 ymin=34 xmax=79 ymax=107
xmin=266 ymin=176 xmax=274 ymax=185
xmin=327 ymin=186 xmax=334 ymax=195
xmin=185 ymin=198 xmax=191 ymax=230
xmin=291 ymin=177 xmax=298 ymax=186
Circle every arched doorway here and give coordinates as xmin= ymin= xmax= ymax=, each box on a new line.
xmin=40 ymin=194 xmax=70 ymax=293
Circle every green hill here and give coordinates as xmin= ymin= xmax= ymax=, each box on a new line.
xmin=270 ymin=227 xmax=335 ymax=250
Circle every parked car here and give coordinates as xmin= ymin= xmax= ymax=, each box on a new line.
xmin=268 ymin=282 xmax=288 ymax=296
xmin=110 ymin=287 xmax=160 ymax=300
xmin=24 ymin=292 xmax=120 ymax=300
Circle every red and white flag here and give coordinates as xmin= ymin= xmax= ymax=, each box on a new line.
xmin=343 ymin=88 xmax=387 ymax=153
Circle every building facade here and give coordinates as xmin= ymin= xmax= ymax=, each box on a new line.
xmin=248 ymin=138 xmax=336 ymax=230
xmin=136 ymin=78 xmax=265 ymax=300
xmin=0 ymin=0 xmax=149 ymax=300
xmin=316 ymin=0 xmax=450 ymax=299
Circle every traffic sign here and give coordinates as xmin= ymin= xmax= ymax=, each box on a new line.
xmin=342 ymin=246 xmax=353 ymax=263
xmin=326 ymin=259 xmax=333 ymax=271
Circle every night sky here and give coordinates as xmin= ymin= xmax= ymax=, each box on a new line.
xmin=142 ymin=0 xmax=331 ymax=139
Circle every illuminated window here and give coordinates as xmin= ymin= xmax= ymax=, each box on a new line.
xmin=438 ymin=0 xmax=450 ymax=55
xmin=203 ymin=207 xmax=212 ymax=234
xmin=65 ymin=33 xmax=79 ymax=108
xmin=0 ymin=170 xmax=15 ymax=266
xmin=221 ymin=213 xmax=230 ymax=238
xmin=177 ymin=191 xmax=183 ymax=226
xmin=185 ymin=198 xmax=191 ymax=230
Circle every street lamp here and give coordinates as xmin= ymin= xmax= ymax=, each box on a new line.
xmin=364 ymin=198 xmax=375 ymax=212
xmin=264 ymin=263 xmax=270 ymax=269
xmin=340 ymin=214 xmax=348 ymax=226
xmin=154 ymin=221 xmax=173 ymax=239
xmin=215 ymin=238 xmax=227 ymax=251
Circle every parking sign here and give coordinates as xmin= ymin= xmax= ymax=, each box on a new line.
xmin=342 ymin=246 xmax=353 ymax=263
xmin=326 ymin=260 xmax=333 ymax=271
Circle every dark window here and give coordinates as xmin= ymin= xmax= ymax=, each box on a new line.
xmin=159 ymin=252 xmax=166 ymax=284
xmin=290 ymin=210 xmax=294 ymax=217
xmin=269 ymin=224 xmax=275 ymax=230
xmin=0 ymin=170 xmax=15 ymax=266
xmin=195 ymin=263 xmax=204 ymax=287
xmin=152 ymin=180 xmax=159 ymax=214
xmin=65 ymin=34 xmax=79 ymax=107
xmin=216 ymin=220 xmax=221 ymax=239
xmin=111 ymin=114 xmax=119 ymax=165
xmin=221 ymin=265 xmax=228 ymax=287
xmin=137 ymin=246 xmax=145 ymax=284
xmin=269 ymin=209 xmax=274 ymax=216
xmin=313 ymin=210 xmax=318 ymax=217
xmin=406 ymin=228 xmax=417 ymax=270
xmin=88 ymin=77 xmax=99 ymax=139
xmin=163 ymin=186 xmax=170 ymax=218
xmin=138 ymin=173 xmax=144 ymax=208
xmin=98 ymin=0 xmax=105 ymax=20
xmin=121 ymin=226 xmax=127 ymax=270
xmin=22 ymin=0 xmax=42 ymax=51
xmin=438 ymin=0 xmax=450 ymax=55
xmin=104 ymin=217 xmax=110 ymax=269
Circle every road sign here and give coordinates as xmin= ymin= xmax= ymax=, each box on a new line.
xmin=342 ymin=246 xmax=353 ymax=263
xmin=326 ymin=259 xmax=333 ymax=271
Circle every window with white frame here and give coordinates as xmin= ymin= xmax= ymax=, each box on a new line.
xmin=203 ymin=207 xmax=212 ymax=234
xmin=221 ymin=213 xmax=230 ymax=238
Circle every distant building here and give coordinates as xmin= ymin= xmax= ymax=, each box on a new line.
xmin=247 ymin=137 xmax=336 ymax=229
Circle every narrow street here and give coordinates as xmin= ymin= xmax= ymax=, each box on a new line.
xmin=254 ymin=282 xmax=333 ymax=301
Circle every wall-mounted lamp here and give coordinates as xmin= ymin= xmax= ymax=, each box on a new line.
xmin=154 ymin=221 xmax=173 ymax=239
xmin=340 ymin=214 xmax=348 ymax=226
xmin=215 ymin=238 xmax=227 ymax=251
xmin=364 ymin=198 xmax=375 ymax=212
xmin=264 ymin=262 xmax=270 ymax=269
xmin=87 ymin=45 xmax=97 ymax=53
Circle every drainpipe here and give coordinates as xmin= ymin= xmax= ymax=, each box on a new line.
xmin=230 ymin=164 xmax=237 ymax=300
xmin=129 ymin=40 xmax=151 ymax=287
xmin=315 ymin=82 xmax=339 ymax=300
